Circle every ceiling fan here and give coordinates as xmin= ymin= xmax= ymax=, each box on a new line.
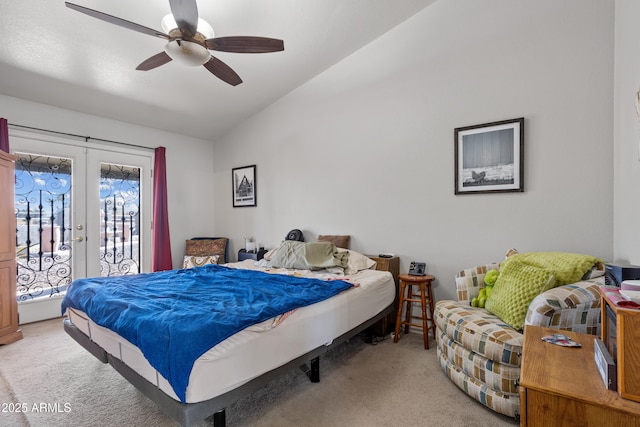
xmin=64 ymin=0 xmax=284 ymax=86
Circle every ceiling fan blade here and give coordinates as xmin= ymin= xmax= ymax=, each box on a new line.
xmin=169 ymin=0 xmax=199 ymax=38
xmin=203 ymin=56 xmax=243 ymax=86
xmin=136 ymin=52 xmax=172 ymax=71
xmin=65 ymin=2 xmax=169 ymax=40
xmin=205 ymin=36 xmax=285 ymax=53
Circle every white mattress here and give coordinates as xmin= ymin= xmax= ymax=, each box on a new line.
xmin=67 ymin=261 xmax=394 ymax=403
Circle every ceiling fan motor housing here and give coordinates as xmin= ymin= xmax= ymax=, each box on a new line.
xmin=164 ymin=40 xmax=210 ymax=66
xmin=161 ymin=14 xmax=214 ymax=66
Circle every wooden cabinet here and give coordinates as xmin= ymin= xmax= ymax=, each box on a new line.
xmin=367 ymin=256 xmax=399 ymax=336
xmin=519 ymin=326 xmax=640 ymax=426
xmin=0 ymin=150 xmax=22 ymax=345
xmin=601 ymin=289 xmax=640 ymax=402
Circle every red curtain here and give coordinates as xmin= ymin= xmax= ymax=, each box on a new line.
xmin=152 ymin=146 xmax=173 ymax=271
xmin=0 ymin=118 xmax=9 ymax=153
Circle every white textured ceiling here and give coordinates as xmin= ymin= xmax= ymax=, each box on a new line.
xmin=0 ymin=0 xmax=435 ymax=140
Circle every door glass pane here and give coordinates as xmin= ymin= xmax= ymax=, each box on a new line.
xmin=99 ymin=163 xmax=140 ymax=277
xmin=14 ymin=153 xmax=72 ymax=302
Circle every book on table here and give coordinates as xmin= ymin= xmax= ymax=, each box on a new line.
xmin=619 ymin=290 xmax=640 ymax=304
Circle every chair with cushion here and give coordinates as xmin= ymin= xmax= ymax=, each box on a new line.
xmin=433 ymin=251 xmax=605 ymax=418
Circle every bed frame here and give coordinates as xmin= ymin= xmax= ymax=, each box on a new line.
xmin=63 ymin=303 xmax=392 ymax=427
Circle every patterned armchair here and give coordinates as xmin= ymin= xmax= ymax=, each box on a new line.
xmin=434 ymin=262 xmax=604 ymax=418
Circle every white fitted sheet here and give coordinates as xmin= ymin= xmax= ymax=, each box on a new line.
xmin=67 ymin=262 xmax=394 ymax=403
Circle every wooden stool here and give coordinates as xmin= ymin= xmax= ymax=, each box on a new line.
xmin=394 ymin=274 xmax=436 ymax=349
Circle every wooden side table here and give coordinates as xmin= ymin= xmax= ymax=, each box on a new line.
xmin=600 ymin=287 xmax=640 ymax=402
xmin=520 ymin=326 xmax=640 ymax=426
xmin=367 ymin=256 xmax=400 ymax=336
xmin=393 ymin=273 xmax=435 ymax=349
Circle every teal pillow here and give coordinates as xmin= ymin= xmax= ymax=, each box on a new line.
xmin=485 ymin=258 xmax=556 ymax=330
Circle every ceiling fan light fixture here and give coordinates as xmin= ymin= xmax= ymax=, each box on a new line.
xmin=164 ymin=40 xmax=210 ymax=66
xmin=65 ymin=2 xmax=281 ymax=85
xmin=161 ymin=14 xmax=214 ymax=38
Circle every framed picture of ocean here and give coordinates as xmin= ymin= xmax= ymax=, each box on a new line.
xmin=454 ymin=118 xmax=524 ymax=195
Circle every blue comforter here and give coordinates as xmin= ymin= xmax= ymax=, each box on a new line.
xmin=61 ymin=264 xmax=353 ymax=402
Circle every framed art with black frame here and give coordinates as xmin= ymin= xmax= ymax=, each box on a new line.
xmin=454 ymin=118 xmax=524 ymax=195
xmin=232 ymin=165 xmax=257 ymax=207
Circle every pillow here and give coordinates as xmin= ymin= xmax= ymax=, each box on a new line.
xmin=317 ymin=235 xmax=350 ymax=249
xmin=270 ymin=241 xmax=348 ymax=270
xmin=185 ymin=238 xmax=227 ymax=261
xmin=484 ymin=258 xmax=556 ymax=330
xmin=504 ymin=252 xmax=603 ymax=286
xmin=263 ymin=245 xmax=281 ymax=261
xmin=583 ymin=261 xmax=605 ymax=279
xmin=183 ymin=255 xmax=219 ymax=269
xmin=337 ymin=249 xmax=377 ymax=275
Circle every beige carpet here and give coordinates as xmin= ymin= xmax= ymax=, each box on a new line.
xmin=0 ymin=318 xmax=518 ymax=427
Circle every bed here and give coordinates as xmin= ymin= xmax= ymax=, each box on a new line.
xmin=62 ymin=242 xmax=395 ymax=427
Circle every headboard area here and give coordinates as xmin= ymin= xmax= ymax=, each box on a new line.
xmin=186 ymin=237 xmax=229 ymax=263
xmin=317 ymin=235 xmax=350 ymax=249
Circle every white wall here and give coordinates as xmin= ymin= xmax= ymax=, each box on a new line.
xmin=614 ymin=0 xmax=640 ymax=266
xmin=0 ymin=94 xmax=216 ymax=268
xmin=214 ymin=0 xmax=615 ymax=301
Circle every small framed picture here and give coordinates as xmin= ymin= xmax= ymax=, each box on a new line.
xmin=454 ymin=118 xmax=524 ymax=195
xmin=232 ymin=165 xmax=257 ymax=207
xmin=408 ymin=261 xmax=427 ymax=276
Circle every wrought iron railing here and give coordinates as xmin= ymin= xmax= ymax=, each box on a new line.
xmin=14 ymin=154 xmax=142 ymax=302
xmin=100 ymin=194 xmax=139 ymax=276
xmin=15 ymin=153 xmax=72 ymax=301
xmin=99 ymin=163 xmax=141 ymax=277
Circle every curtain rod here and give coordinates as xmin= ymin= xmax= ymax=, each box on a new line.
xmin=8 ymin=123 xmax=155 ymax=152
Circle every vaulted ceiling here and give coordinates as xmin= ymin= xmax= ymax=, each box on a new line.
xmin=0 ymin=0 xmax=435 ymax=140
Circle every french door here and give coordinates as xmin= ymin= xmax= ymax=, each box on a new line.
xmin=10 ymin=129 xmax=152 ymax=323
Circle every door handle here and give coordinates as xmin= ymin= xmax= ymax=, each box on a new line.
xmin=74 ymin=236 xmax=84 ymax=242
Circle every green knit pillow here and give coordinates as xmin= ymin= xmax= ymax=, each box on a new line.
xmin=485 ymin=258 xmax=556 ymax=330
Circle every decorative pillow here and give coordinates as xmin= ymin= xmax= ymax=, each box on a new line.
xmin=183 ymin=255 xmax=219 ymax=269
xmin=484 ymin=258 xmax=556 ymax=330
xmin=337 ymin=249 xmax=377 ymax=275
xmin=504 ymin=252 xmax=603 ymax=286
xmin=185 ymin=238 xmax=227 ymax=261
xmin=317 ymin=235 xmax=350 ymax=249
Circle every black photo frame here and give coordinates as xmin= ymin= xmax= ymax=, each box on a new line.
xmin=454 ymin=118 xmax=524 ymax=195
xmin=408 ymin=261 xmax=427 ymax=276
xmin=232 ymin=165 xmax=257 ymax=207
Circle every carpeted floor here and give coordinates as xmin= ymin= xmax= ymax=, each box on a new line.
xmin=0 ymin=318 xmax=518 ymax=427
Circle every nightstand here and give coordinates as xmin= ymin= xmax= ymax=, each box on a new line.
xmin=520 ymin=326 xmax=640 ymax=426
xmin=366 ymin=255 xmax=400 ymax=336
xmin=238 ymin=248 xmax=267 ymax=262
